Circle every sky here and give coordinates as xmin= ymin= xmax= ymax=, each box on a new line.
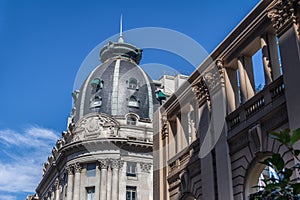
xmin=0 ymin=0 xmax=260 ymax=199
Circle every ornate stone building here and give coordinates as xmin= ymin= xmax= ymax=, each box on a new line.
xmin=29 ymin=32 xmax=161 ymax=199
xmin=153 ymin=0 xmax=300 ymax=199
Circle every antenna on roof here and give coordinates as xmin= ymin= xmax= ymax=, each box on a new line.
xmin=118 ymin=14 xmax=124 ymax=43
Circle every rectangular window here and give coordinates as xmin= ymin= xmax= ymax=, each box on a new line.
xmin=86 ymin=163 xmax=96 ymax=177
xmin=126 ymin=186 xmax=137 ymax=200
xmin=86 ymin=187 xmax=95 ymax=200
xmin=126 ymin=162 xmax=136 ymax=177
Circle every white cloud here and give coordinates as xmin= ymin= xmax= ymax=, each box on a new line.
xmin=0 ymin=195 xmax=17 ymax=200
xmin=0 ymin=126 xmax=59 ymax=193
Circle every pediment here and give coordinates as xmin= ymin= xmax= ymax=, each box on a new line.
xmin=72 ymin=113 xmax=119 ymax=141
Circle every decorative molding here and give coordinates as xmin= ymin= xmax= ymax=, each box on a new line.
xmin=161 ymin=114 xmax=169 ymax=140
xmin=267 ymin=0 xmax=299 ymax=35
xmin=248 ymin=123 xmax=263 ymax=153
xmin=66 ymin=165 xmax=73 ymax=175
xmin=192 ymin=76 xmax=210 ymax=108
xmin=216 ymin=59 xmax=225 ymax=83
xmin=72 ymin=113 xmax=120 ymax=142
xmin=55 ymin=178 xmax=60 ymax=190
xmin=98 ymin=159 xmax=109 ymax=169
xmin=140 ymin=162 xmax=152 ymax=173
xmin=110 ymin=159 xmax=123 ymax=169
xmin=74 ymin=162 xmax=81 ymax=173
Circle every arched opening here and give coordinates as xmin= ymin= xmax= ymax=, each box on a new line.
xmin=126 ymin=113 xmax=139 ymax=125
xmin=90 ymin=78 xmax=103 ymax=93
xmin=127 ymin=78 xmax=138 ymax=90
xmin=128 ymin=96 xmax=139 ymax=108
xmin=245 ymin=156 xmax=278 ymax=199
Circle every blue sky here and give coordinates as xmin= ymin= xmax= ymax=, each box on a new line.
xmin=0 ymin=0 xmax=260 ymax=199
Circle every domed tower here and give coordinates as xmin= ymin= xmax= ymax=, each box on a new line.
xmin=35 ymin=24 xmax=159 ymax=200
xmin=73 ymin=34 xmax=158 ymax=122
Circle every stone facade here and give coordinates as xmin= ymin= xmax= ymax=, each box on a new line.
xmin=153 ymin=0 xmax=300 ymax=199
xmin=29 ymin=34 xmax=158 ymax=200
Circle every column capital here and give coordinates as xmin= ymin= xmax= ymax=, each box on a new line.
xmin=66 ymin=165 xmax=73 ymax=175
xmin=73 ymin=162 xmax=81 ymax=173
xmin=98 ymin=159 xmax=109 ymax=169
xmin=110 ymin=159 xmax=122 ymax=169
xmin=267 ymin=0 xmax=300 ymax=36
xmin=140 ymin=162 xmax=152 ymax=173
xmin=192 ymin=76 xmax=211 ymax=108
xmin=55 ymin=178 xmax=60 ymax=190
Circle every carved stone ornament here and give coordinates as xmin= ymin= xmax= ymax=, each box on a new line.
xmin=140 ymin=162 xmax=152 ymax=173
xmin=192 ymin=76 xmax=210 ymax=107
xmin=98 ymin=159 xmax=109 ymax=169
xmin=267 ymin=0 xmax=299 ymax=34
xmin=72 ymin=113 xmax=120 ymax=142
xmin=55 ymin=178 xmax=60 ymax=190
xmin=110 ymin=159 xmax=122 ymax=169
xmin=161 ymin=114 xmax=169 ymax=139
xmin=74 ymin=162 xmax=82 ymax=173
xmin=66 ymin=165 xmax=73 ymax=175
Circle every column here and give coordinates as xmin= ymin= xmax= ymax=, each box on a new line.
xmin=168 ymin=120 xmax=176 ymax=159
xmin=268 ymin=1 xmax=300 ymax=131
xmin=50 ymin=188 xmax=55 ymax=200
xmin=190 ymin=104 xmax=196 ymax=142
xmin=73 ymin=163 xmax=81 ymax=200
xmin=111 ymin=160 xmax=120 ymax=200
xmin=95 ymin=163 xmax=101 ymax=200
xmin=99 ymin=159 xmax=108 ymax=200
xmin=266 ymin=33 xmax=281 ymax=79
xmin=66 ymin=165 xmax=74 ymax=200
xmin=261 ymin=34 xmax=273 ymax=85
xmin=176 ymin=115 xmax=182 ymax=153
xmin=237 ymin=56 xmax=254 ymax=102
xmin=106 ymin=163 xmax=112 ymax=200
xmin=181 ymin=112 xmax=189 ymax=148
xmin=55 ymin=178 xmax=60 ymax=200
xmin=225 ymin=68 xmax=238 ymax=113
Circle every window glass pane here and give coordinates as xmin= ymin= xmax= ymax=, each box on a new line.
xmin=86 ymin=163 xmax=96 ymax=177
xmin=87 ymin=187 xmax=95 ymax=200
xmin=126 ymin=162 xmax=136 ymax=176
xmin=126 ymin=186 xmax=137 ymax=200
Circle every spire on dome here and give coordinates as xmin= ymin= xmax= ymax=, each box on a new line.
xmin=118 ymin=14 xmax=124 ymax=43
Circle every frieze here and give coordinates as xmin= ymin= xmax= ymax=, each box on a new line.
xmin=72 ymin=113 xmax=120 ymax=142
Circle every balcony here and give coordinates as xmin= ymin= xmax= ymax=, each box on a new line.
xmin=226 ymin=76 xmax=285 ymax=138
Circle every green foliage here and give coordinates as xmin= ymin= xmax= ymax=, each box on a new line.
xmin=251 ymin=128 xmax=300 ymax=200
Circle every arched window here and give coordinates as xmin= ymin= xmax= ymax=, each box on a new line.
xmin=127 ymin=78 xmax=138 ymax=90
xmin=91 ymin=78 xmax=103 ymax=93
xmin=90 ymin=96 xmax=102 ymax=108
xmin=246 ymin=160 xmax=279 ymax=199
xmin=128 ymin=96 xmax=139 ymax=108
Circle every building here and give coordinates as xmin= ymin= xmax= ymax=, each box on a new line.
xmin=30 ymin=31 xmax=162 ymax=200
xmin=153 ymin=0 xmax=300 ymax=199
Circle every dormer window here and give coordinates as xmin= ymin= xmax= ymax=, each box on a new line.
xmin=91 ymin=78 xmax=103 ymax=93
xmin=128 ymin=96 xmax=139 ymax=108
xmin=127 ymin=78 xmax=138 ymax=90
xmin=90 ymin=96 xmax=102 ymax=109
xmin=126 ymin=114 xmax=138 ymax=125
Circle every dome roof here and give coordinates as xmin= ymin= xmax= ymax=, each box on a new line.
xmin=73 ymin=40 xmax=159 ymax=122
